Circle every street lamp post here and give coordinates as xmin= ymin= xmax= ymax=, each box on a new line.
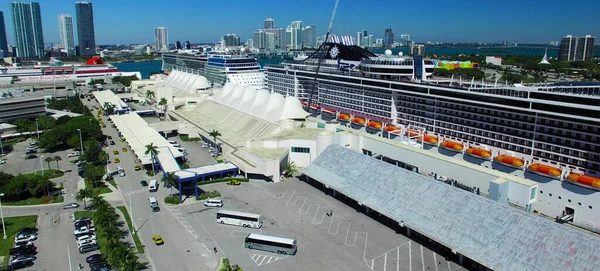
xmin=0 ymin=193 xmax=5 ymax=239
xmin=0 ymin=140 xmax=4 ymax=155
xmin=40 ymin=156 xmax=44 ymax=176
xmin=77 ymin=129 xmax=84 ymax=156
xmin=35 ymin=118 xmax=40 ymax=138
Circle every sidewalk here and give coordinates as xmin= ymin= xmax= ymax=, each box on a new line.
xmin=76 ymin=178 xmax=123 ymax=202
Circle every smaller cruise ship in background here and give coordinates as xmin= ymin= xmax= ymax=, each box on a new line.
xmin=0 ymin=56 xmax=121 ymax=84
xmin=162 ymin=49 xmax=264 ymax=86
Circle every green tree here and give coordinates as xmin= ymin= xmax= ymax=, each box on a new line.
xmin=44 ymin=156 xmax=53 ymax=170
xmin=161 ymin=172 xmax=179 ymax=197
xmin=283 ymin=161 xmax=297 ymax=178
xmin=13 ymin=119 xmax=34 ymax=134
xmin=75 ymin=188 xmax=94 ymax=209
xmin=36 ymin=116 xmax=56 ymax=130
xmin=89 ymin=194 xmax=107 ymax=210
xmin=54 ymin=156 xmax=62 ymax=170
xmin=102 ymin=102 xmax=115 ymax=116
xmin=208 ymin=130 xmax=222 ymax=146
xmin=144 ymin=143 xmax=159 ymax=172
xmin=84 ymin=140 xmax=101 ymax=163
xmin=145 ymin=90 xmax=155 ymax=100
xmin=55 ymin=115 xmax=72 ymax=125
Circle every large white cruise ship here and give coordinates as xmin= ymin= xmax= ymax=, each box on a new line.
xmin=265 ymin=42 xmax=600 ymax=233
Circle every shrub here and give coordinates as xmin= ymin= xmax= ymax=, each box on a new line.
xmin=198 ymin=178 xmax=248 ymax=186
xmin=179 ymin=135 xmax=202 ymax=142
xmin=198 ymin=190 xmax=221 ymax=200
xmin=180 ymin=163 xmax=190 ymax=169
xmin=164 ymin=195 xmax=180 ymax=205
xmin=217 ymin=257 xmax=230 ymax=271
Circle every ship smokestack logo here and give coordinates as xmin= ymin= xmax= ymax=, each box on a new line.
xmin=329 ymin=46 xmax=340 ymax=59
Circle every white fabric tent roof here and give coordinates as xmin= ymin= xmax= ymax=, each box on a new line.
xmin=211 ymin=83 xmax=309 ymax=123
xmin=163 ymin=70 xmax=210 ymax=91
xmin=92 ymin=90 xmax=128 ymax=110
xmin=110 ymin=113 xmax=183 ymax=172
xmin=174 ymin=162 xmax=237 ymax=180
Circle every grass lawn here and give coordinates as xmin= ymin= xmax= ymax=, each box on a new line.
xmin=93 ymin=186 xmax=112 ymax=195
xmin=116 ymin=206 xmax=145 ymax=254
xmin=3 ymin=196 xmax=64 ymax=206
xmin=107 ymin=179 xmax=118 ymax=189
xmin=0 ymin=215 xmax=38 ymax=269
xmin=25 ymin=169 xmax=64 ymax=179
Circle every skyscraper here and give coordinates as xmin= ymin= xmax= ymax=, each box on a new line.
xmin=384 ymin=28 xmax=394 ymax=48
xmin=58 ymin=14 xmax=75 ymax=56
xmin=222 ymin=34 xmax=240 ymax=47
xmin=11 ymin=2 xmax=45 ymax=58
xmin=264 ymin=18 xmax=274 ymax=29
xmin=559 ymin=35 xmax=595 ymax=61
xmin=155 ymin=27 xmax=169 ymax=51
xmin=357 ymin=31 xmax=364 ymax=46
xmin=400 ymin=34 xmax=411 ymax=46
xmin=302 ymin=24 xmax=316 ymax=48
xmin=75 ymin=2 xmax=96 ymax=56
xmin=287 ymin=21 xmax=302 ymax=50
xmin=176 ymin=41 xmax=182 ymax=50
xmin=0 ymin=11 xmax=8 ymax=57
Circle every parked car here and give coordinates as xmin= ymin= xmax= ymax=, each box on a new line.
xmin=121 ymin=147 xmax=127 ymax=152
xmin=75 ymin=217 xmax=92 ymax=223
xmin=7 ymin=259 xmax=33 ymax=270
xmin=109 ymin=141 xmax=115 ymax=145
xmin=79 ymin=244 xmax=99 ymax=254
xmin=14 ymin=240 xmax=33 ymax=248
xmin=140 ymin=180 xmax=148 ymax=186
xmin=74 ymin=226 xmax=95 ymax=235
xmin=86 ymin=254 xmax=104 ymax=263
xmin=9 ymin=246 xmax=36 ymax=256
xmin=67 ymin=151 xmax=80 ymax=157
xmin=112 ymin=150 xmax=119 ymax=155
xmin=15 ymin=234 xmax=37 ymax=242
xmin=78 ymin=239 xmax=97 ymax=247
xmin=0 ymin=159 xmax=6 ymax=164
xmin=63 ymin=203 xmax=80 ymax=209
xmin=25 ymin=155 xmax=37 ymax=160
xmin=10 ymin=249 xmax=37 ymax=257
xmin=16 ymin=227 xmax=38 ymax=237
xmin=114 ymin=158 xmax=120 ymax=163
xmin=10 ymin=255 xmax=36 ymax=263
xmin=76 ymin=234 xmax=97 ymax=243
xmin=134 ymin=165 xmax=141 ymax=171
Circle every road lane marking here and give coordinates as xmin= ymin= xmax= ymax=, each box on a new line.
xmin=421 ymin=245 xmax=425 ymax=271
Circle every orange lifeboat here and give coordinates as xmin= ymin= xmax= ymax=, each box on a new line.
xmin=405 ymin=129 xmax=438 ymax=145
xmin=465 ymin=147 xmax=492 ymax=159
xmin=384 ymin=125 xmax=401 ymax=133
xmin=322 ymin=107 xmax=336 ymax=115
xmin=405 ymin=128 xmax=420 ymax=137
xmin=566 ymin=173 xmax=600 ymax=191
xmin=494 ymin=155 xmax=524 ymax=169
xmin=337 ymin=113 xmax=351 ymax=121
xmin=440 ymin=140 xmax=464 ymax=152
xmin=527 ymin=163 xmax=562 ymax=179
xmin=367 ymin=121 xmax=383 ymax=130
xmin=301 ymin=101 xmax=320 ymax=110
xmin=352 ymin=116 xmax=366 ymax=126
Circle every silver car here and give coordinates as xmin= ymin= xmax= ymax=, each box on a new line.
xmin=63 ymin=203 xmax=80 ymax=209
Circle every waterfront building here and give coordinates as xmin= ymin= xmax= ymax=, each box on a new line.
xmin=368 ymin=35 xmax=374 ymax=47
xmin=176 ymin=41 xmax=182 ymax=50
xmin=155 ymin=27 xmax=169 ymax=52
xmin=264 ymin=18 xmax=274 ymax=29
xmin=58 ymin=14 xmax=75 ymax=56
xmin=11 ymin=2 xmax=45 ymax=59
xmin=485 ymin=56 xmax=502 ymax=66
xmin=302 ymin=24 xmax=316 ymax=48
xmin=384 ymin=27 xmax=394 ymax=47
xmin=400 ymin=34 xmax=412 ymax=46
xmin=287 ymin=21 xmax=302 ymax=50
xmin=246 ymin=38 xmax=253 ymax=49
xmin=223 ymin=34 xmax=240 ymax=47
xmin=253 ymin=31 xmax=266 ymax=50
xmin=559 ymin=35 xmax=595 ymax=61
xmin=375 ymin=38 xmax=383 ymax=47
xmin=0 ymin=11 xmax=8 ymax=57
xmin=409 ymin=44 xmax=425 ymax=56
xmin=357 ymin=31 xmax=364 ymax=47
xmin=265 ymin=32 xmax=275 ymax=52
xmin=75 ymin=2 xmax=96 ymax=56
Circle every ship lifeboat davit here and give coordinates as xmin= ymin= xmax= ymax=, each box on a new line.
xmin=352 ymin=116 xmax=366 ymax=126
xmin=367 ymin=121 xmax=383 ymax=130
xmin=527 ymin=163 xmax=562 ymax=179
xmin=337 ymin=113 xmax=351 ymax=121
xmin=301 ymin=101 xmax=320 ymax=110
xmin=494 ymin=155 xmax=524 ymax=169
xmin=440 ymin=140 xmax=463 ymax=152
xmin=566 ymin=173 xmax=600 ymax=191
xmin=405 ymin=129 xmax=438 ymax=145
xmin=322 ymin=107 xmax=336 ymax=115
xmin=384 ymin=125 xmax=401 ymax=133
xmin=465 ymin=147 xmax=492 ymax=160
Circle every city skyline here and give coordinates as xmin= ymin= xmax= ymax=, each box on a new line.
xmin=1 ymin=0 xmax=599 ymax=46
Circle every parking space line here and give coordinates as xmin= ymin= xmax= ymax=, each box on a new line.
xmin=447 ymin=261 xmax=452 ymax=271
xmin=258 ymin=255 xmax=268 ymax=266
xmin=420 ymin=245 xmax=425 ymax=271
xmin=409 ymin=241 xmax=412 ymax=271
xmin=433 ymin=252 xmax=439 ymax=271
xmin=383 ymin=252 xmax=387 ymax=271
xmin=397 ymin=246 xmax=400 ymax=271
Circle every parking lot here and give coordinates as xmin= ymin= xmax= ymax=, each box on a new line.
xmin=168 ymin=180 xmax=466 ymax=271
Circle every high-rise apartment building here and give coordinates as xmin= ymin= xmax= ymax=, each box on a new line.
xmin=246 ymin=38 xmax=253 ymax=49
xmin=287 ymin=21 xmax=302 ymax=50
xmin=357 ymin=31 xmax=364 ymax=47
xmin=222 ymin=34 xmax=240 ymax=47
xmin=368 ymin=35 xmax=374 ymax=47
xmin=384 ymin=28 xmax=394 ymax=48
xmin=58 ymin=14 xmax=75 ymax=56
xmin=559 ymin=35 xmax=595 ymax=61
xmin=176 ymin=41 xmax=182 ymax=50
xmin=264 ymin=18 xmax=274 ymax=29
xmin=154 ymin=27 xmax=169 ymax=51
xmin=265 ymin=32 xmax=276 ymax=51
xmin=400 ymin=34 xmax=411 ymax=46
xmin=302 ymin=24 xmax=316 ymax=48
xmin=410 ymin=44 xmax=425 ymax=56
xmin=75 ymin=2 xmax=96 ymax=56
xmin=0 ymin=11 xmax=8 ymax=57
xmin=11 ymin=2 xmax=45 ymax=59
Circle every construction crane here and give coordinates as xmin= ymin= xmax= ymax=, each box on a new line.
xmin=305 ymin=0 xmax=339 ymax=113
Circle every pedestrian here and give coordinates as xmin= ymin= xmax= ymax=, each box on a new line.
xmin=78 ymin=263 xmax=83 ymax=269
xmin=214 ymin=247 xmax=218 ymax=254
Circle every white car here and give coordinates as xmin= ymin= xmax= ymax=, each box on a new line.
xmin=67 ymin=151 xmax=80 ymax=157
xmin=15 ymin=234 xmax=37 ymax=242
xmin=14 ymin=240 xmax=33 ymax=247
xmin=76 ymin=234 xmax=97 ymax=243
xmin=73 ymin=226 xmax=95 ymax=235
xmin=0 ymin=159 xmax=6 ymax=164
xmin=77 ymin=239 xmax=97 ymax=247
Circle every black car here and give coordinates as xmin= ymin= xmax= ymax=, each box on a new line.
xmin=9 ymin=247 xmax=36 ymax=256
xmin=109 ymin=141 xmax=115 ymax=145
xmin=90 ymin=262 xmax=109 ymax=270
xmin=11 ymin=250 xmax=36 ymax=257
xmin=76 ymin=217 xmax=93 ymax=223
xmin=7 ymin=259 xmax=33 ymax=270
xmin=74 ymin=221 xmax=90 ymax=230
xmin=25 ymin=155 xmax=37 ymax=160
xmin=79 ymin=244 xmax=99 ymax=254
xmin=17 ymin=227 xmax=38 ymax=235
xmin=86 ymin=254 xmax=103 ymax=263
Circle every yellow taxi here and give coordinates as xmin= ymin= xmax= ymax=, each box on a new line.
xmin=122 ymin=147 xmax=127 ymax=152
xmin=120 ymin=138 xmax=126 ymax=142
xmin=226 ymin=180 xmax=241 ymax=186
xmin=152 ymin=234 xmax=164 ymax=245
xmin=114 ymin=158 xmax=120 ymax=163
xmin=134 ymin=165 xmax=141 ymax=171
xmin=113 ymin=150 xmax=119 ymax=155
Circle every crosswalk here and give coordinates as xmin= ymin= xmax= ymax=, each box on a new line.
xmin=124 ymin=188 xmax=147 ymax=197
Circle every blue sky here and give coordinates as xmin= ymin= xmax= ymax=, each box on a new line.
xmin=2 ymin=0 xmax=599 ymax=45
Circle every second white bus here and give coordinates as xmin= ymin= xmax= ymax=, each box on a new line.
xmin=216 ymin=210 xmax=263 ymax=228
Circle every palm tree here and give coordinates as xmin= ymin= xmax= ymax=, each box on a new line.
xmin=44 ymin=156 xmax=53 ymax=170
xmin=53 ymin=156 xmax=62 ymax=170
xmin=158 ymin=97 xmax=168 ymax=118
xmin=145 ymin=143 xmax=159 ymax=173
xmin=161 ymin=172 xmax=179 ymax=198
xmin=75 ymin=188 xmax=94 ymax=209
xmin=120 ymin=252 xmax=146 ymax=271
xmin=102 ymin=102 xmax=115 ymax=116
xmin=208 ymin=130 xmax=222 ymax=147
xmin=89 ymin=194 xmax=106 ymax=210
xmin=145 ymin=90 xmax=155 ymax=100
xmin=283 ymin=161 xmax=297 ymax=178
xmin=108 ymin=243 xmax=131 ymax=267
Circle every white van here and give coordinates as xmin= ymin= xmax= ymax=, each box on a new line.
xmin=204 ymin=199 xmax=223 ymax=207
xmin=117 ymin=166 xmax=125 ymax=177
xmin=148 ymin=179 xmax=158 ymax=192
xmin=149 ymin=197 xmax=160 ymax=212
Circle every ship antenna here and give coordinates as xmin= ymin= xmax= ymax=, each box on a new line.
xmin=305 ymin=0 xmax=339 ymax=113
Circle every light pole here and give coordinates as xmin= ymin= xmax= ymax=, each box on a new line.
xmin=0 ymin=194 xmax=5 ymax=239
xmin=77 ymin=129 xmax=84 ymax=155
xmin=40 ymin=156 xmax=44 ymax=176
xmin=0 ymin=140 xmax=4 ymax=155
xmin=35 ymin=118 xmax=40 ymax=138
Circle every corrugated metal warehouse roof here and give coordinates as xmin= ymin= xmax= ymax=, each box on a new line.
xmin=302 ymin=144 xmax=600 ymax=271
